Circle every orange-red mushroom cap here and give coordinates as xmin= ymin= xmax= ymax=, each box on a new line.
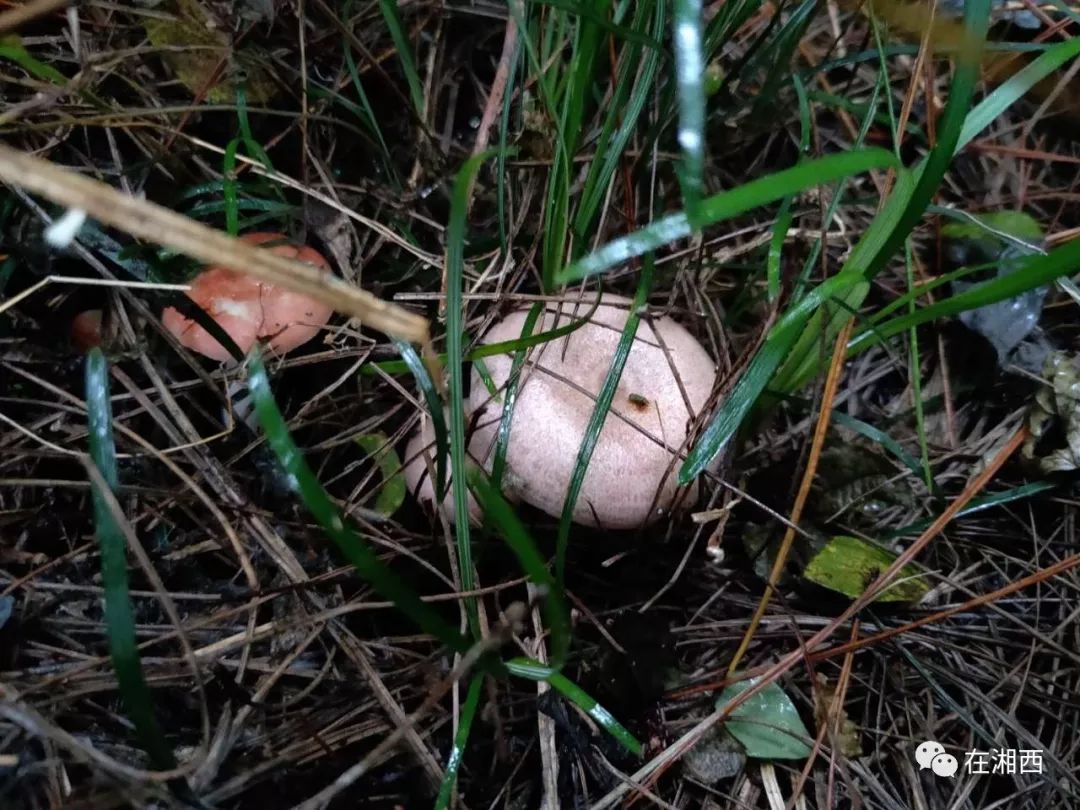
xmin=162 ymin=232 xmax=334 ymax=361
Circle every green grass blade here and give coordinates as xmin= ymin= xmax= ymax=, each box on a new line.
xmin=956 ymin=36 xmax=1080 ymax=153
xmin=860 ymin=0 xmax=989 ymax=276
xmin=848 ymin=234 xmax=1080 ymax=354
xmin=767 ymin=75 xmax=812 ymax=300
xmin=434 ymin=673 xmax=483 ymax=810
xmin=468 ymin=468 xmax=571 ymax=667
xmin=674 ymin=0 xmax=706 ymax=218
xmin=186 ymin=197 xmax=295 ymax=221
xmin=496 ymin=35 xmax=521 ymax=249
xmin=394 ymin=339 xmax=448 ymax=499
xmin=491 ymin=303 xmax=542 ymax=489
xmin=85 ymin=349 xmax=177 ymax=772
xmin=222 ymin=138 xmax=241 ymax=236
xmin=903 ymin=242 xmax=933 ymax=491
xmin=886 ymin=481 xmax=1055 ymax=538
xmin=747 ymin=0 xmax=817 ymax=122
xmin=447 ymin=151 xmax=498 ymax=637
xmin=234 ymin=87 xmax=275 ymax=172
xmin=830 ymin=411 xmax=940 ymax=498
xmin=376 ymin=0 xmax=425 ymax=115
xmin=555 ymin=261 xmax=654 ymax=595
xmin=353 ymin=433 xmax=406 ymax=516
xmin=540 ymin=0 xmax=613 ymax=289
xmin=679 ymin=270 xmax=868 ymax=484
xmin=530 ymin=0 xmax=664 ymax=48
xmin=505 ymin=658 xmax=643 ymax=755
xmin=573 ymin=0 xmax=664 ymax=239
xmin=343 ymin=0 xmax=399 ymax=185
xmin=246 ymin=350 xmax=470 ymax=655
xmin=366 ymin=305 xmax=603 ymax=378
xmin=0 ymin=35 xmax=66 ymax=84
xmin=773 ymin=160 xmax=913 ymax=392
xmin=556 ymin=148 xmax=898 ymax=284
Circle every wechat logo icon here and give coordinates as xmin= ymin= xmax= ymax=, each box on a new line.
xmin=916 ymin=741 xmax=958 ymax=777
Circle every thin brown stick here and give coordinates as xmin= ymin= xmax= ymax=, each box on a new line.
xmin=728 ymin=317 xmax=855 ymax=674
xmin=0 ymin=0 xmax=68 ymax=34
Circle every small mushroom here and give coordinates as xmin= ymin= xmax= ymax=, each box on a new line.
xmin=71 ymin=309 xmax=103 ymax=351
xmin=162 ymin=232 xmax=334 ymax=361
xmin=402 ymin=416 xmax=484 ymax=525
xmin=467 ymin=294 xmax=717 ymax=529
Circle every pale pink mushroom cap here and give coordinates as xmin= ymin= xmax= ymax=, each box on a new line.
xmin=468 ymin=294 xmax=716 ymax=529
xmin=162 ymin=232 xmax=334 ymax=361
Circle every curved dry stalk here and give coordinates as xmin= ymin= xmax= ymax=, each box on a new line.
xmin=0 ymin=143 xmax=430 ymax=344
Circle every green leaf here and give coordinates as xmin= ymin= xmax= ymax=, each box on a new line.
xmin=939 ymin=209 xmax=1044 ymax=245
xmin=557 ymin=149 xmax=898 ymax=284
xmin=353 ymin=433 xmax=406 ymax=517
xmin=85 ymin=349 xmax=176 ymax=772
xmin=804 ymin=535 xmax=928 ymax=602
xmin=718 ymin=678 xmax=812 ymax=760
xmin=245 ymin=350 xmax=471 ymax=655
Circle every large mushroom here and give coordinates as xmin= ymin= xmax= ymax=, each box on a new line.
xmin=162 ymin=232 xmax=334 ymax=361
xmin=406 ymin=293 xmax=717 ymax=529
